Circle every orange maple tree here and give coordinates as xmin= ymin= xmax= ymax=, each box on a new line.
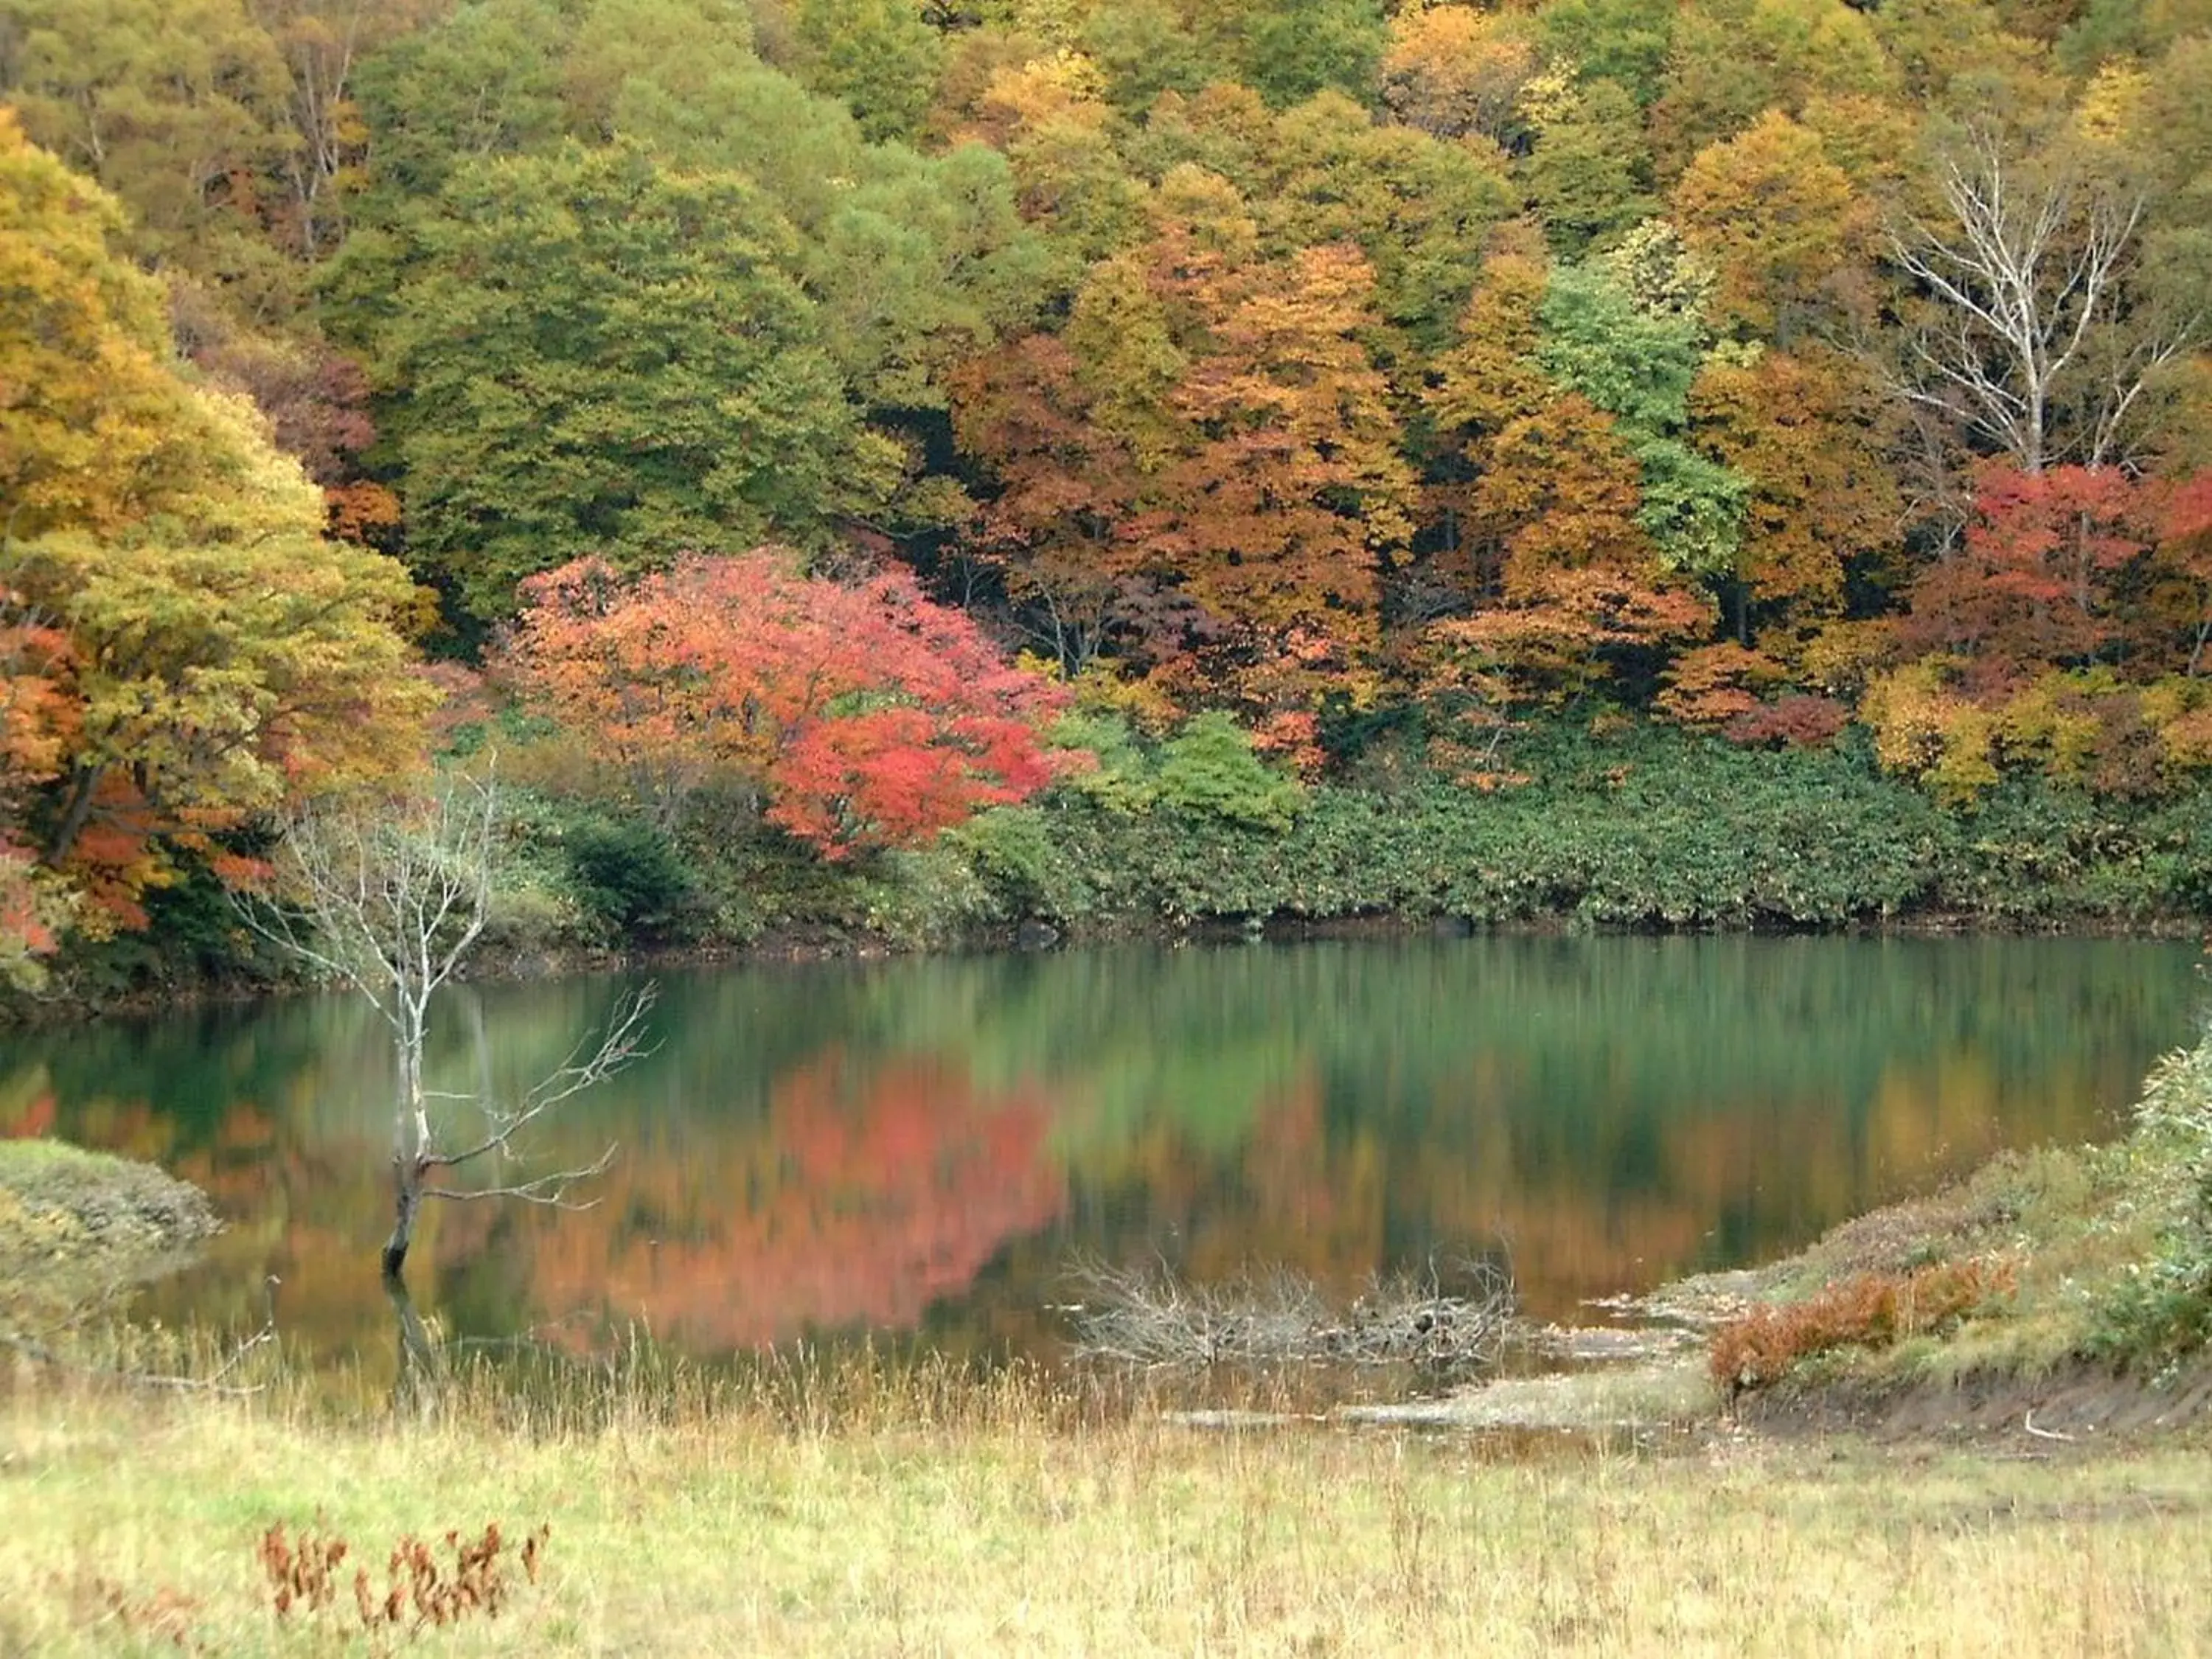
xmin=1133 ymin=237 xmax=1416 ymax=720
xmin=1899 ymin=463 xmax=2155 ymax=686
xmin=502 ymin=552 xmax=1077 ymax=858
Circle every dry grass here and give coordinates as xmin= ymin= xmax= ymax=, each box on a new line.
xmin=2 ymin=1352 xmax=2208 ymax=1657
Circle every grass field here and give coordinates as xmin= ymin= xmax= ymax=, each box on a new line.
xmin=3 ymin=1352 xmax=2208 ymax=1658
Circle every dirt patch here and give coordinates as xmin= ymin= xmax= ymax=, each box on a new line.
xmin=1738 ymin=1354 xmax=2212 ymax=1446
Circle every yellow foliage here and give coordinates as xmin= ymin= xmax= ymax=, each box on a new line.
xmin=1860 ymin=659 xmax=1998 ymax=801
xmin=2075 ymin=63 xmax=2151 ymax=147
xmin=1796 ymin=618 xmax=1896 ymax=695
xmin=1994 ymin=672 xmax=2108 ymax=783
xmin=1067 ymin=662 xmax=1183 ymax=734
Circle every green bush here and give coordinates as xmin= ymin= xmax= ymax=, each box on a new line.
xmin=562 ymin=815 xmax=698 ymax=942
xmin=1154 ymin=712 xmax=1307 ymax=831
xmin=2092 ymin=1032 xmax=2212 ymax=1368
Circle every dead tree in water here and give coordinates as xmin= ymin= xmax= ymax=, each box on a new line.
xmin=243 ymin=774 xmax=653 ymax=1281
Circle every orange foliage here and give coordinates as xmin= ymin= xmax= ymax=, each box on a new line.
xmin=1430 ymin=567 xmax=1713 ymax=704
xmin=1656 ymin=642 xmax=1787 ymax=726
xmin=1135 ymin=239 xmax=1415 ymax=715
xmin=1709 ymin=1259 xmax=2014 ymax=1397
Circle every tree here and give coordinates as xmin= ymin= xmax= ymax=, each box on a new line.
xmin=0 ymin=0 xmax=304 ymax=313
xmin=1887 ymin=130 xmax=2202 ymax=472
xmin=501 ymin=552 xmax=1074 ymax=858
xmin=0 ymin=113 xmax=428 ymax=950
xmin=1688 ymin=349 xmax=1901 ymax=637
xmin=1378 ymin=5 xmax=1535 ymax=146
xmin=1260 ymin=91 xmax=1520 ymax=357
xmin=371 ymin=140 xmax=898 ymax=620
xmin=1897 ymin=461 xmax=2154 ymax=678
xmin=2146 ymin=473 xmax=2212 ymax=677
xmin=243 ymin=775 xmax=653 ymax=1282
xmin=792 ymin=0 xmax=944 ymax=145
xmin=1672 ymin=111 xmax=1871 ymax=342
xmin=947 ymin=332 xmax=1150 ymax=675
xmin=1135 ymin=238 xmax=1416 ymax=720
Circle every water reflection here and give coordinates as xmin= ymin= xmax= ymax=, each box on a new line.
xmin=4 ymin=936 xmax=2201 ymax=1377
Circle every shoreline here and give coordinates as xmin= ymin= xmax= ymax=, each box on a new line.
xmin=8 ymin=900 xmax=2205 ymax=1028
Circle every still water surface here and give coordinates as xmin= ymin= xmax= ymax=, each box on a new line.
xmin=4 ymin=936 xmax=2202 ymax=1371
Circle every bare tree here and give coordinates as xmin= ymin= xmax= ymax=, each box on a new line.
xmin=241 ymin=773 xmax=653 ymax=1281
xmin=1888 ymin=131 xmax=2202 ymax=474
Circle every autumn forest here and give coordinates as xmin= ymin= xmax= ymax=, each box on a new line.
xmin=4 ymin=0 xmax=2212 ymax=989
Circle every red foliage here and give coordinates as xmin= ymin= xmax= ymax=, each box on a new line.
xmin=1723 ymin=692 xmax=1852 ymax=749
xmin=1902 ymin=463 xmax=2155 ymax=683
xmin=504 ymin=551 xmax=1076 ymax=858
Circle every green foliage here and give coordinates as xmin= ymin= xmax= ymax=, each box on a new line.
xmin=1520 ymin=81 xmax=1658 ymax=254
xmin=1237 ymin=0 xmax=1387 ymax=108
xmin=1537 ymin=262 xmax=1703 ymax=437
xmin=1538 ymin=0 xmax=1679 ymax=105
xmin=561 ymin=815 xmax=698 ymax=942
xmin=369 ymin=140 xmax=896 ymax=619
xmin=793 ymin=0 xmax=944 ymax=144
xmin=1634 ymin=437 xmax=1748 ymax=580
xmin=2090 ymin=1032 xmax=2212 ymax=1368
xmin=1154 ymin=714 xmax=1308 ymax=832
xmin=1047 ymin=710 xmax=1159 ymax=814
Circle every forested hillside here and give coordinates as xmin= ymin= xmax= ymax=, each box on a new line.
xmin=3 ymin=0 xmax=2210 ymax=983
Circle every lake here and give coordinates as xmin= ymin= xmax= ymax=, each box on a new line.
xmin=4 ymin=935 xmax=2202 ymax=1377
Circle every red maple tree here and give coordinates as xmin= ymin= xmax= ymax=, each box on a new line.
xmin=503 ymin=551 xmax=1077 ymax=858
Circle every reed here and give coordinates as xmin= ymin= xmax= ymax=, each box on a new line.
xmin=2 ymin=1343 xmax=2206 ymax=1656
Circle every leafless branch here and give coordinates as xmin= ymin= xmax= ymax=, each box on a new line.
xmin=1885 ymin=131 xmax=2191 ymax=473
xmin=425 ymin=984 xmax=658 ymax=1172
xmin=1062 ymin=1256 xmax=1515 ymax=1376
xmin=422 ymin=1142 xmax=619 ymax=1208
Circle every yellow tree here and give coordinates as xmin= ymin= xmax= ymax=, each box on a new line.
xmin=1688 ymin=349 xmax=1902 ymax=640
xmin=0 ymin=113 xmax=427 ymax=959
xmin=1672 ymin=111 xmax=1873 ymax=344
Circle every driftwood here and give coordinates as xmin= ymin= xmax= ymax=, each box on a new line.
xmin=1062 ymin=1256 xmax=1514 ymax=1377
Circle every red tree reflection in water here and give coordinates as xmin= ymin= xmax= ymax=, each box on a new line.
xmin=488 ymin=1051 xmax=1067 ymax=1353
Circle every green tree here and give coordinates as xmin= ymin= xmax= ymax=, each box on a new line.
xmin=0 ymin=0 xmax=302 ymax=313
xmin=372 ymin=140 xmax=897 ymax=620
xmin=793 ymin=0 xmax=944 ymax=145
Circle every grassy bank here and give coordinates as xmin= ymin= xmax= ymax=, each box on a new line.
xmin=1679 ymin=1016 xmax=2212 ymax=1428
xmin=3 ymin=1357 xmax=2208 ymax=1657
xmin=17 ymin=720 xmax=2211 ymax=1019
xmin=0 ymin=1141 xmax=218 ymax=1326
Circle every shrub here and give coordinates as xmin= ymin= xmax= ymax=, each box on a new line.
xmin=1154 ymin=712 xmax=1307 ymax=831
xmin=2090 ymin=1034 xmax=2212 ymax=1368
xmin=563 ymin=815 xmax=697 ymax=942
xmin=1710 ymin=1259 xmax=2014 ymax=1397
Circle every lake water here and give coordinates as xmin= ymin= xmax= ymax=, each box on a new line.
xmin=4 ymin=936 xmax=2202 ymax=1376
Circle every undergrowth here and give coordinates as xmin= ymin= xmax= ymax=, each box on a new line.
xmin=1711 ymin=1260 xmax=2015 ymax=1398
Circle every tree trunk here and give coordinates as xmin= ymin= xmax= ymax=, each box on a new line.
xmin=381 ymin=1155 xmax=422 ymax=1281
xmin=386 ymin=1273 xmax=445 ymax=1421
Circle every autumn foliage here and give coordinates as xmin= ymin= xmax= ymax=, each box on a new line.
xmin=501 ymin=552 xmax=1076 ymax=858
xmin=1709 ymin=1259 xmax=2013 ymax=1398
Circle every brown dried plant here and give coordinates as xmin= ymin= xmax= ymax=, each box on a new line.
xmin=260 ymin=1518 xmax=550 ymax=1644
xmin=1711 ymin=1259 xmax=2016 ymax=1399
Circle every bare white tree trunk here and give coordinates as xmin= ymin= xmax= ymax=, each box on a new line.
xmin=240 ymin=772 xmax=652 ymax=1283
xmin=1888 ymin=132 xmax=2199 ymax=473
